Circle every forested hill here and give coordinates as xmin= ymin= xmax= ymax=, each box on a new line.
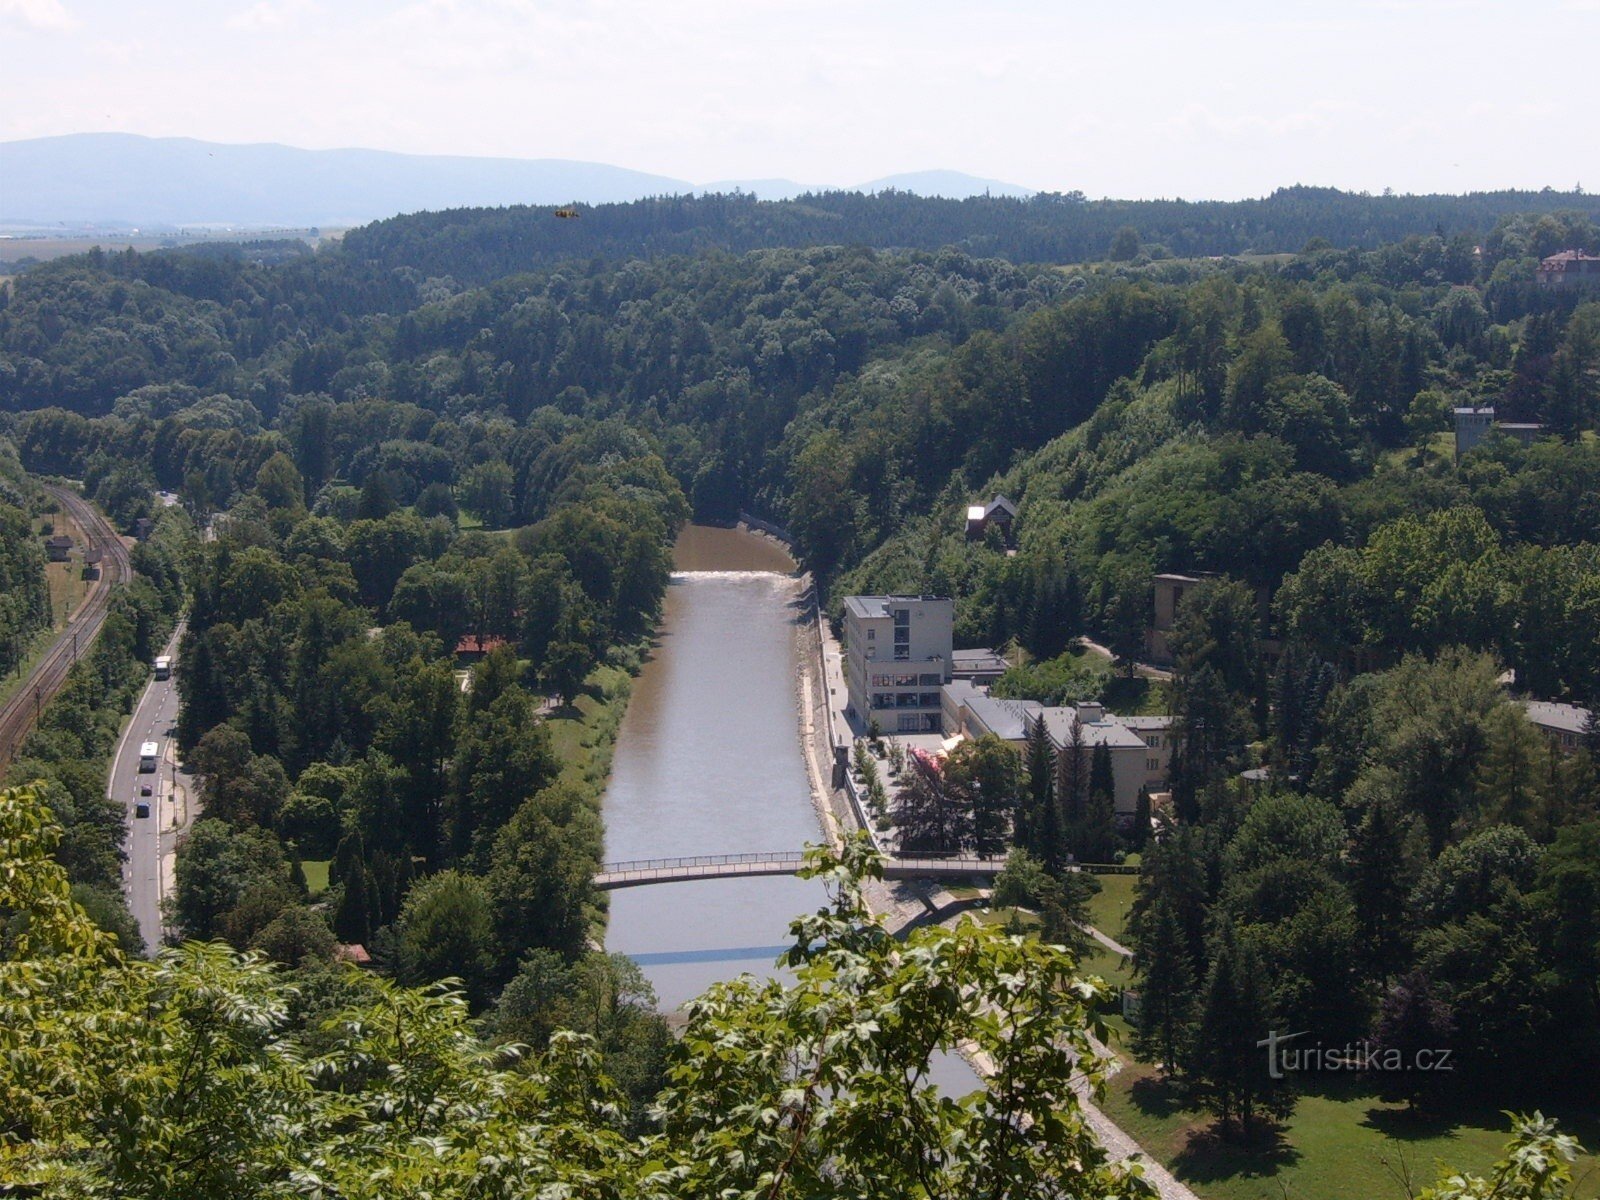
xmin=344 ymin=186 xmax=1600 ymax=282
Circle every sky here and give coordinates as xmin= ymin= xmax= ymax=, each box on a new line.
xmin=2 ymin=0 xmax=1596 ymax=199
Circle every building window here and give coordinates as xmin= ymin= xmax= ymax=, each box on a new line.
xmin=1147 ymin=757 xmax=1160 ymax=771
xmin=894 ymin=645 xmax=910 ymax=661
xmin=867 ymin=628 xmax=875 ymax=640
xmin=893 ymin=609 xmax=909 ymax=627
xmin=894 ymin=627 xmax=910 ymax=646
xmin=919 ymin=673 xmax=941 ymax=686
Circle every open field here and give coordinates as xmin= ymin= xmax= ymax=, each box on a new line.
xmin=1100 ymin=1062 xmax=1600 ymax=1200
xmin=0 ymin=508 xmax=93 ymax=714
xmin=0 ymin=228 xmax=340 ymax=268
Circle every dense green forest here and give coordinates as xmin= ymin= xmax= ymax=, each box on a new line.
xmin=2 ymin=190 xmax=1599 ymax=1167
xmin=341 ymin=185 xmax=1600 ymax=284
xmin=0 ymin=438 xmax=50 ymax=677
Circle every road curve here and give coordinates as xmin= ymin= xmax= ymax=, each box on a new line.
xmin=0 ymin=484 xmax=133 ymax=764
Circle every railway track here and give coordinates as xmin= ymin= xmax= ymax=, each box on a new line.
xmin=0 ymin=484 xmax=133 ymax=764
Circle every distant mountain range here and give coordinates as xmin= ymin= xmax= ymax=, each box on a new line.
xmin=0 ymin=134 xmax=1035 ymax=229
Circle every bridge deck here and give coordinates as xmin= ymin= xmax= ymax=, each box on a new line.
xmin=594 ymin=851 xmax=1008 ymax=890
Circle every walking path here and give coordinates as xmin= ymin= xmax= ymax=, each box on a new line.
xmin=1076 ymin=635 xmax=1174 ymax=683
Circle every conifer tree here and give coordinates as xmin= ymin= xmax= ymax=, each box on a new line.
xmin=1021 ymin=714 xmax=1060 ymax=868
xmin=333 ymin=860 xmax=373 ymax=945
xmin=1190 ymin=917 xmax=1291 ymax=1138
xmin=1132 ymin=889 xmax=1195 ymax=1071
xmin=1131 ymin=786 xmax=1152 ymax=850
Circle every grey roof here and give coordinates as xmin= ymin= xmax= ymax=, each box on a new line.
xmin=1522 ymin=700 xmax=1591 ymax=736
xmin=1040 ymin=706 xmax=1148 ymax=750
xmin=1119 ymin=714 xmax=1175 ymax=729
xmin=951 ymin=647 xmax=1010 ymax=673
xmin=963 ymin=691 xmax=1042 ymax=742
xmin=844 ymin=594 xmax=952 ymax=619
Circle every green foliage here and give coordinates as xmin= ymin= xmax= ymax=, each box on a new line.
xmin=4 ymin=789 xmax=1175 ymax=1197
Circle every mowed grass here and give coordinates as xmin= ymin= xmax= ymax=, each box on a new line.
xmin=1100 ymin=1062 xmax=1600 ymax=1200
xmin=301 ymin=859 xmax=330 ymax=896
xmin=1085 ymin=870 xmax=1138 ymax=944
xmin=544 ymin=661 xmax=633 ymax=792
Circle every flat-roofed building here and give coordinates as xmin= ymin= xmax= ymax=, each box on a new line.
xmin=940 ymin=679 xmax=1160 ymax=816
xmin=1522 ymin=700 xmax=1592 ymax=755
xmin=843 ymin=595 xmax=954 ymax=734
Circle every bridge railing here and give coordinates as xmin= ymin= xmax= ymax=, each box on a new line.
xmin=598 ymin=851 xmax=806 ymax=875
xmin=596 ymin=851 xmax=1010 ymax=878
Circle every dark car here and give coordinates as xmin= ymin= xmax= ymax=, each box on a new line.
xmin=135 ymin=802 xmax=151 ymax=819
xmin=139 ymin=784 xmax=153 ymax=797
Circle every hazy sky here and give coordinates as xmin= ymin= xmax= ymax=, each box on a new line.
xmin=2 ymin=0 xmax=1595 ymax=198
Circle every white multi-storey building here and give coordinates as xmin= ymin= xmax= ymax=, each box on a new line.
xmin=843 ymin=595 xmax=954 ymax=733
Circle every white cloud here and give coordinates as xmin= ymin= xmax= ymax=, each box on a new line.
xmin=225 ymin=0 xmax=319 ymax=32
xmin=0 ymin=0 xmax=81 ymax=31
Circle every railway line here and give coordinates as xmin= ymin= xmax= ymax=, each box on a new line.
xmin=0 ymin=484 xmax=132 ymax=764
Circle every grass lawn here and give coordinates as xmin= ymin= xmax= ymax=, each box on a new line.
xmin=543 ymin=661 xmax=634 ymax=792
xmin=1085 ymin=870 xmax=1138 ymax=945
xmin=1100 ymin=1062 xmax=1600 ymax=1200
xmin=301 ymin=859 xmax=330 ymax=897
xmin=1101 ymin=673 xmax=1172 ymax=715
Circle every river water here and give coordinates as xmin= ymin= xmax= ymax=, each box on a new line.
xmin=603 ymin=525 xmax=980 ymax=1097
xmin=602 ymin=524 xmax=827 ymax=1010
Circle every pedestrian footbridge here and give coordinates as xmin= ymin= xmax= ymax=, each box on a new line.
xmin=593 ymin=851 xmax=1008 ymax=891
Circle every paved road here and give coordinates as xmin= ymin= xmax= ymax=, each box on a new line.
xmin=0 ymin=484 xmax=132 ymax=762
xmin=111 ymin=622 xmax=189 ymax=952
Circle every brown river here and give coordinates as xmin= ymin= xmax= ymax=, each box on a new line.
xmin=602 ymin=525 xmax=827 ymax=1009
xmin=603 ymin=525 xmax=980 ymax=1095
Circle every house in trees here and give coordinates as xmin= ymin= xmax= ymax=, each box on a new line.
xmin=1146 ymin=572 xmax=1204 ymax=665
xmin=44 ymin=534 xmax=73 ymax=562
xmin=1453 ymin=406 xmax=1545 ymax=460
xmin=1120 ymin=714 xmax=1178 ymax=793
xmin=940 ymin=680 xmax=1153 ymax=816
xmin=1521 ymin=700 xmax=1592 ymax=755
xmin=1145 ymin=571 xmax=1279 ymax=667
xmin=1536 ymin=249 xmax=1600 ymax=290
xmin=964 ymin=495 xmax=1017 ymax=544
xmin=843 ymin=595 xmax=954 ymax=733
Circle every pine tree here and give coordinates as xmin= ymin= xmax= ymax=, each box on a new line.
xmin=1131 ymin=786 xmax=1152 ymax=850
xmin=1055 ymin=715 xmax=1088 ymax=854
xmin=1021 ymin=715 xmax=1060 ymax=868
xmin=333 ymin=861 xmax=373 ymax=945
xmin=1132 ymin=889 xmax=1195 ymax=1071
xmin=1083 ymin=742 xmax=1118 ymax=862
xmin=1348 ymin=791 xmax=1418 ymax=984
xmin=1190 ymin=918 xmax=1291 ymax=1139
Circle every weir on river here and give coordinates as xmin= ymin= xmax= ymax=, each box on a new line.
xmin=601 ymin=525 xmax=827 ymax=1010
xmin=602 ymin=524 xmax=981 ymax=1097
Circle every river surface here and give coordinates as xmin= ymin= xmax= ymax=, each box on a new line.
xmin=603 ymin=524 xmax=825 ymax=1010
xmin=603 ymin=525 xmax=979 ymax=1097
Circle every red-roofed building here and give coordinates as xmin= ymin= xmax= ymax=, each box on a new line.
xmin=1537 ymin=249 xmax=1600 ymax=289
xmin=455 ymin=634 xmax=510 ymax=662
